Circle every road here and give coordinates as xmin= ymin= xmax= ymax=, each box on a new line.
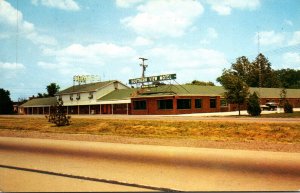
xmin=0 ymin=137 xmax=300 ymax=191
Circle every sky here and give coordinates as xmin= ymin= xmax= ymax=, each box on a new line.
xmin=0 ymin=0 xmax=300 ymax=101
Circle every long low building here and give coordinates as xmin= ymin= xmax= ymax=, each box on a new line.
xmin=20 ymin=80 xmax=300 ymax=115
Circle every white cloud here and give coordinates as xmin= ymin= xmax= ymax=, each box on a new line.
xmin=31 ymin=0 xmax=80 ymax=11
xmin=121 ymin=0 xmax=204 ymax=38
xmin=288 ymin=31 xmax=300 ymax=46
xmin=39 ymin=43 xmax=137 ymax=75
xmin=120 ymin=66 xmax=133 ymax=75
xmin=255 ymin=31 xmax=285 ymax=46
xmin=200 ymin=27 xmax=218 ymax=45
xmin=148 ymin=45 xmax=228 ymax=69
xmin=116 ymin=0 xmax=144 ymax=8
xmin=144 ymin=46 xmax=228 ymax=83
xmin=282 ymin=52 xmax=300 ymax=69
xmin=207 ymin=0 xmax=260 ymax=15
xmin=133 ymin=36 xmax=153 ymax=46
xmin=0 ymin=62 xmax=25 ymax=70
xmin=284 ymin=19 xmax=293 ymax=26
xmin=0 ymin=1 xmax=57 ymax=45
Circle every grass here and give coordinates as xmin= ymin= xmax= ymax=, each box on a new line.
xmin=260 ymin=111 xmax=300 ymax=118
xmin=0 ymin=116 xmax=299 ymax=143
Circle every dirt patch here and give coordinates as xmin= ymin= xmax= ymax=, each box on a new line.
xmin=1 ymin=129 xmax=299 ymax=153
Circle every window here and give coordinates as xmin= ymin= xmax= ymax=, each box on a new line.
xmin=70 ymin=94 xmax=73 ymax=101
xmin=88 ymin=92 xmax=93 ymax=99
xmin=76 ymin=93 xmax=80 ymax=100
xmin=158 ymin=99 xmax=173 ymax=110
xmin=221 ymin=99 xmax=227 ymax=107
xmin=195 ymin=99 xmax=202 ymax=109
xmin=210 ymin=97 xmax=217 ymax=108
xmin=177 ymin=99 xmax=191 ymax=109
xmin=133 ymin=100 xmax=146 ymax=110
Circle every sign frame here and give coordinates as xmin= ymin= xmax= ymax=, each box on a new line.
xmin=129 ymin=73 xmax=176 ymax=84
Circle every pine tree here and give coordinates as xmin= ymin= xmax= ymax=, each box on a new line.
xmin=247 ymin=92 xmax=261 ymax=116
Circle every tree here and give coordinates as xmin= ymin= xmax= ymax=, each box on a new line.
xmin=231 ymin=56 xmax=253 ymax=84
xmin=226 ymin=54 xmax=280 ymax=88
xmin=187 ymin=80 xmax=215 ymax=86
xmin=284 ymin=102 xmax=293 ymax=113
xmin=279 ymin=88 xmax=293 ymax=113
xmin=275 ymin=68 xmax=300 ymax=88
xmin=251 ymin=53 xmax=279 ymax=88
xmin=46 ymin=99 xmax=71 ymax=126
xmin=217 ymin=69 xmax=249 ymax=116
xmin=46 ymin=83 xmax=60 ymax=97
xmin=247 ymin=92 xmax=261 ymax=116
xmin=0 ymin=88 xmax=14 ymax=114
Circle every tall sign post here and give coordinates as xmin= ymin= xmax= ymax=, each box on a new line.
xmin=139 ymin=57 xmax=148 ymax=86
xmin=139 ymin=57 xmax=148 ymax=78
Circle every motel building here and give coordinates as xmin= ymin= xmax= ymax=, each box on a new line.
xmin=20 ymin=78 xmax=300 ymax=115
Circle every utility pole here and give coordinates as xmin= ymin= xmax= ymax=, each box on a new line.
xmin=257 ymin=31 xmax=262 ymax=88
xmin=139 ymin=57 xmax=148 ymax=78
xmin=257 ymin=29 xmax=262 ymax=105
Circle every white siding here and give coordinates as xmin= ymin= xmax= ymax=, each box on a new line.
xmin=61 ymin=82 xmax=129 ymax=106
xmin=62 ymin=92 xmax=98 ymax=106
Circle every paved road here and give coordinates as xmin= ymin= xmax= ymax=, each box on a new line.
xmin=0 ymin=137 xmax=300 ymax=191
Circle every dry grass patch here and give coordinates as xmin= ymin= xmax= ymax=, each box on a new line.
xmin=0 ymin=117 xmax=299 ymax=143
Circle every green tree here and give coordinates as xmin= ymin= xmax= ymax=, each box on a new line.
xmin=187 ymin=80 xmax=215 ymax=86
xmin=251 ymin=53 xmax=279 ymax=88
xmin=275 ymin=68 xmax=300 ymax=88
xmin=46 ymin=83 xmax=60 ymax=97
xmin=231 ymin=56 xmax=253 ymax=84
xmin=0 ymin=88 xmax=14 ymax=114
xmin=223 ymin=54 xmax=279 ymax=88
xmin=217 ymin=69 xmax=249 ymax=116
xmin=247 ymin=92 xmax=261 ymax=116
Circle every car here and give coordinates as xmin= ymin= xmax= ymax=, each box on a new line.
xmin=260 ymin=102 xmax=278 ymax=111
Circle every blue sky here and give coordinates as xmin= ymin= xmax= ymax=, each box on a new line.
xmin=0 ymin=0 xmax=300 ymax=101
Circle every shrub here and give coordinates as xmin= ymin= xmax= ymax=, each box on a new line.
xmin=284 ymin=102 xmax=293 ymax=113
xmin=247 ymin=92 xmax=261 ymax=116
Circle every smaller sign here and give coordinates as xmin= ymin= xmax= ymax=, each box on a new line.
xmin=141 ymin=85 xmax=158 ymax=89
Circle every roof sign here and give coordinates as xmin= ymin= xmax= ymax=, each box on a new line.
xmin=129 ymin=74 xmax=176 ymax=84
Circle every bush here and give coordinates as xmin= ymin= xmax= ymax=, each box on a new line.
xmin=284 ymin=102 xmax=293 ymax=113
xmin=247 ymin=92 xmax=261 ymax=116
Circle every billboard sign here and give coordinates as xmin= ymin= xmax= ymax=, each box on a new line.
xmin=73 ymin=75 xmax=100 ymax=84
xmin=129 ymin=73 xmax=176 ymax=84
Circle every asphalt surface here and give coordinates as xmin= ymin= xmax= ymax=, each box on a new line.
xmin=0 ymin=137 xmax=300 ymax=191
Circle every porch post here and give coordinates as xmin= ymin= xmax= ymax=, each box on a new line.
xmin=89 ymin=105 xmax=91 ymax=115
xmin=43 ymin=107 xmax=45 ymax=115
xmin=67 ymin=106 xmax=69 ymax=115
xmin=78 ymin=105 xmax=79 ymax=115
xmin=112 ymin=104 xmax=114 ymax=115
xmin=100 ymin=104 xmax=101 ymax=115
xmin=127 ymin=103 xmax=128 ymax=115
xmin=32 ymin=107 xmax=33 ymax=115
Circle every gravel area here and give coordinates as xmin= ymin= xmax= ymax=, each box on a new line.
xmin=1 ymin=129 xmax=299 ymax=153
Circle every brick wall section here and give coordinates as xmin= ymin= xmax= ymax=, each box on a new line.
xmin=131 ymin=95 xmax=221 ymax=115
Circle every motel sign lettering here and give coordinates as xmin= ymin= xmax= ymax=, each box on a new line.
xmin=129 ymin=73 xmax=176 ymax=84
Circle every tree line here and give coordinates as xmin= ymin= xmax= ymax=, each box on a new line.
xmin=0 ymin=83 xmax=60 ymax=114
xmin=217 ymin=53 xmax=298 ymax=115
xmin=222 ymin=53 xmax=300 ymax=89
